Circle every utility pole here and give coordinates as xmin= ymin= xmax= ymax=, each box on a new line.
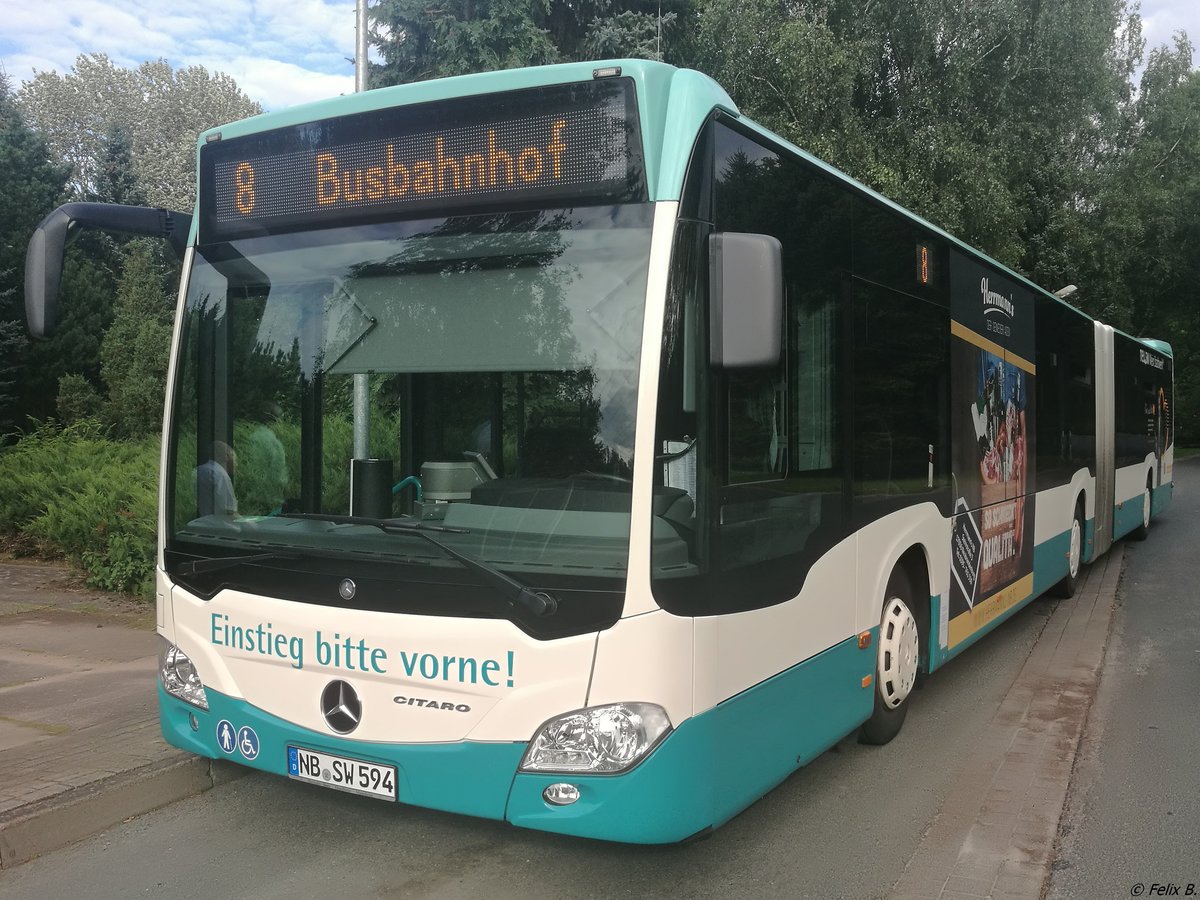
xmin=352 ymin=0 xmax=370 ymax=465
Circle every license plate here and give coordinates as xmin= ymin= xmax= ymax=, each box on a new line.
xmin=287 ymin=746 xmax=397 ymax=801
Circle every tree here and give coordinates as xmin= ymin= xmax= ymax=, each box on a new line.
xmin=694 ymin=0 xmax=1142 ymax=273
xmin=1089 ymin=37 xmax=1200 ymax=442
xmin=99 ymin=240 xmax=175 ymax=437
xmin=55 ymin=373 xmax=105 ymax=425
xmin=0 ymin=321 xmax=28 ymax=433
xmin=24 ymin=125 xmax=150 ymax=426
xmin=21 ymin=241 xmax=121 ymax=423
xmin=372 ymin=0 xmax=557 ymax=85
xmin=12 ymin=56 xmax=256 ymax=427
xmin=93 ymin=124 xmax=145 ymax=206
xmin=0 ymin=72 xmax=69 ymax=432
xmin=17 ymin=54 xmax=261 ymax=212
xmin=370 ymin=0 xmax=691 ymax=86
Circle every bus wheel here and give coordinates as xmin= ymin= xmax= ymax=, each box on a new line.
xmin=1052 ymin=505 xmax=1084 ymax=598
xmin=1132 ymin=478 xmax=1152 ymax=541
xmin=860 ymin=568 xmax=920 ymax=745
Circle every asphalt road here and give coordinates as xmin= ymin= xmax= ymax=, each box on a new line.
xmin=1048 ymin=458 xmax=1200 ymax=899
xmin=0 ymin=586 xmax=1058 ymax=899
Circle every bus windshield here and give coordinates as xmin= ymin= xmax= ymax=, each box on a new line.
xmin=167 ymin=203 xmax=653 ymax=618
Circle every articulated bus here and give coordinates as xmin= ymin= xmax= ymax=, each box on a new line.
xmin=26 ymin=60 xmax=1174 ymax=843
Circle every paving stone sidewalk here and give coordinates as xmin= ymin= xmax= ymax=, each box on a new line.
xmin=0 ymin=557 xmax=236 ymax=869
xmin=890 ymin=544 xmax=1124 ymax=900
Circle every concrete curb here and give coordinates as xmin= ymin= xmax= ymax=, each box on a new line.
xmin=889 ymin=545 xmax=1123 ymax=900
xmin=0 ymin=756 xmax=246 ymax=869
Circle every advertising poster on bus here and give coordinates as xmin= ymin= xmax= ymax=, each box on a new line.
xmin=946 ymin=254 xmax=1036 ymax=648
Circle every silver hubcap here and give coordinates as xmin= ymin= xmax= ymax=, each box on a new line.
xmin=1069 ymin=518 xmax=1082 ymax=579
xmin=878 ymin=596 xmax=919 ymax=709
xmin=1143 ymin=488 xmax=1151 ymax=529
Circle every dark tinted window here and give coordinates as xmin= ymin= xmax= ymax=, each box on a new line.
xmin=1114 ymin=334 xmax=1154 ymax=467
xmin=651 ymin=120 xmax=851 ymax=615
xmin=711 ymin=123 xmax=850 ymax=589
xmin=852 ymin=279 xmax=952 ymax=520
xmin=652 ymin=120 xmax=962 ymax=616
xmin=1036 ymin=302 xmax=1096 ymax=488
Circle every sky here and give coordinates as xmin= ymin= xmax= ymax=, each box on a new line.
xmin=0 ymin=0 xmax=1197 ymax=113
xmin=0 ymin=0 xmax=363 ymax=111
xmin=1139 ymin=0 xmax=1199 ymax=60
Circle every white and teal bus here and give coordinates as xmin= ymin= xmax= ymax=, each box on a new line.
xmin=26 ymin=60 xmax=1174 ymax=843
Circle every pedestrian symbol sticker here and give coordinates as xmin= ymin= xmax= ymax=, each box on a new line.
xmin=216 ymin=719 xmax=236 ymax=754
xmin=237 ymin=725 xmax=260 ymax=761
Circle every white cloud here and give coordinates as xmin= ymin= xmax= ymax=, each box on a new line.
xmin=1140 ymin=0 xmax=1200 ymax=63
xmin=0 ymin=0 xmax=363 ymax=110
xmin=194 ymin=56 xmax=354 ymax=109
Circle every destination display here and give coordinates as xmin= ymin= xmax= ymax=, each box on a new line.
xmin=198 ymin=79 xmax=646 ymax=242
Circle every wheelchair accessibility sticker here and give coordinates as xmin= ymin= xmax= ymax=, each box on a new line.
xmin=237 ymin=726 xmax=260 ymax=760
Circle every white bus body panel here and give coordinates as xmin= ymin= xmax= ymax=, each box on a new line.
xmin=1113 ymin=458 xmax=1152 ymax=501
xmin=690 ymin=503 xmax=950 ymax=715
xmin=624 ymin=201 xmax=679 ymax=618
xmin=692 ymin=534 xmax=857 ymax=716
xmin=854 ymin=503 xmax=951 ymax=634
xmin=1032 ymin=470 xmax=1095 ymax=544
xmin=169 ymin=584 xmax=595 ymax=743
xmin=587 ymin=609 xmax=694 ymax=726
xmin=1115 ymin=455 xmax=1155 ymax=504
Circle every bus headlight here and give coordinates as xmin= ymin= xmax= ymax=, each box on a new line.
xmin=158 ymin=638 xmax=209 ymax=711
xmin=520 ymin=703 xmax=672 ymax=774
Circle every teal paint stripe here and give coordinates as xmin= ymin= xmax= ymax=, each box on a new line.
xmin=652 ymin=68 xmax=737 ymax=201
xmin=1113 ymin=495 xmax=1146 ymax=540
xmin=506 ymin=634 xmax=875 ymax=843
xmin=1140 ymin=339 xmax=1174 ymax=357
xmin=159 ymin=685 xmax=525 ymax=821
xmin=1033 ymin=530 xmax=1071 ymax=598
xmin=933 ymin=528 xmax=1071 ymax=669
xmin=927 ymin=594 xmax=940 ymax=670
xmin=1152 ymin=481 xmax=1173 ymax=517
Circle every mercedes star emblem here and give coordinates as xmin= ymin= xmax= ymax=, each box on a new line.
xmin=338 ymin=578 xmax=356 ymax=600
xmin=321 ymin=680 xmax=362 ymax=734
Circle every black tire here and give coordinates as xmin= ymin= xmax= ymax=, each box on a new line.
xmin=1052 ymin=503 xmax=1085 ymax=598
xmin=1131 ymin=478 xmax=1152 ymax=541
xmin=860 ymin=567 xmax=921 ymax=746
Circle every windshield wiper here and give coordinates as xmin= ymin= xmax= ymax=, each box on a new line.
xmin=177 ymin=551 xmax=301 ymax=577
xmin=285 ymin=513 xmax=558 ymax=617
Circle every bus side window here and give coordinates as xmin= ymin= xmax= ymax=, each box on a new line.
xmin=851 ymin=279 xmax=950 ymax=511
xmin=710 ymin=121 xmax=848 ymax=581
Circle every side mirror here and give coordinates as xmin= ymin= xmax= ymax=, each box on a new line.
xmin=25 ymin=203 xmax=192 ymax=339
xmin=708 ymin=232 xmax=783 ymax=368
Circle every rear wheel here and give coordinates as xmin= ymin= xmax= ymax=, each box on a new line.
xmin=1131 ymin=478 xmax=1152 ymax=541
xmin=1052 ymin=505 xmax=1085 ymax=598
xmin=860 ymin=568 xmax=921 ymax=745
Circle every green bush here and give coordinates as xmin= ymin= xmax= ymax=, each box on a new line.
xmin=0 ymin=420 xmax=158 ymax=597
xmin=55 ymin=374 xmax=107 ymax=425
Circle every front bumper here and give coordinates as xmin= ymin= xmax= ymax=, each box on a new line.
xmin=160 ymin=631 xmax=872 ymax=844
